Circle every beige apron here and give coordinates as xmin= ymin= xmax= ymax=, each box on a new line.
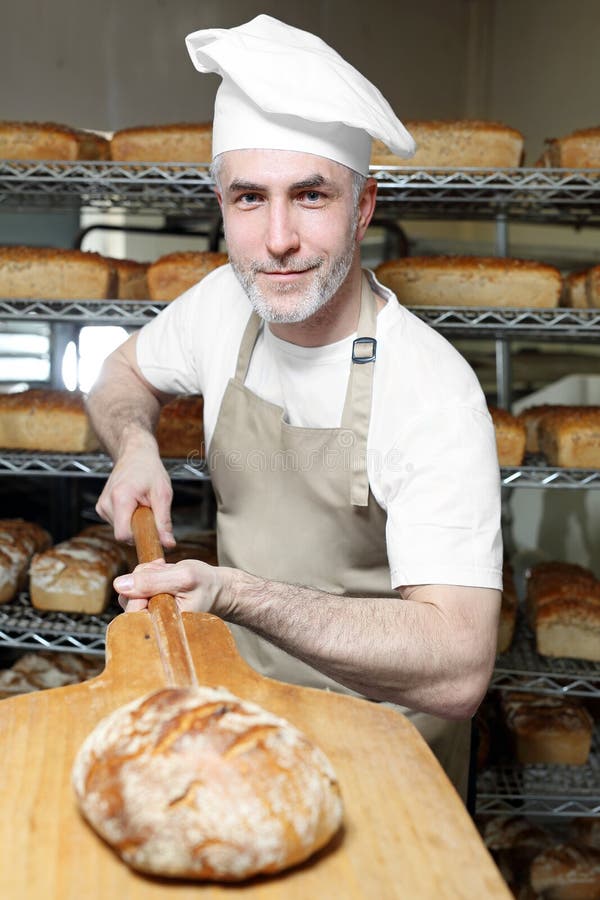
xmin=209 ymin=273 xmax=471 ymax=799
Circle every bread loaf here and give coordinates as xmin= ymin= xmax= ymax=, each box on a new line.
xmin=107 ymin=258 xmax=149 ymax=300
xmin=0 ymin=651 xmax=103 ymax=698
xmin=29 ymin=531 xmax=123 ymax=614
xmin=536 ymin=127 xmax=600 ymax=168
xmin=489 ymin=407 xmax=527 ymax=466
xmin=156 ymin=395 xmax=204 ymax=458
xmin=72 ymin=686 xmax=343 ymax=880
xmin=535 ymin=597 xmax=600 ymax=662
xmin=564 ymin=270 xmax=589 ymax=309
xmin=0 ymin=389 xmax=99 ymax=452
xmin=0 ymin=518 xmax=51 ymax=604
xmin=570 ymin=818 xmax=600 ymax=851
xmin=518 ymin=405 xmax=579 ymax=454
xmin=110 ymin=123 xmax=213 ymax=163
xmin=0 ymin=246 xmax=116 ymax=300
xmin=370 ymin=120 xmax=524 ymax=168
xmin=537 ymin=407 xmax=600 ymax=468
xmin=0 ymin=121 xmax=109 ymax=161
xmin=147 ymin=251 xmax=228 ymax=301
xmin=375 ymin=256 xmax=562 ymax=309
xmin=498 ymin=562 xmax=518 ymax=654
xmin=502 ymin=692 xmax=593 ymax=765
xmin=530 ymin=844 xmax=600 ymax=900
xmin=586 ymin=265 xmax=600 ymax=308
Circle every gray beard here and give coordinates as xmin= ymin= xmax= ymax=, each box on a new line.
xmin=229 ymin=223 xmax=358 ymax=325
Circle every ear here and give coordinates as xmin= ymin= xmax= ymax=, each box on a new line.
xmin=356 ymin=178 xmax=378 ymax=242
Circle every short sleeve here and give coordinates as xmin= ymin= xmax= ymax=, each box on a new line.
xmin=136 ymin=289 xmax=203 ymax=395
xmin=384 ymin=405 xmax=503 ymax=590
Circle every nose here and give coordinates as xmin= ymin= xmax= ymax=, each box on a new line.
xmin=264 ymin=198 xmax=300 ymax=259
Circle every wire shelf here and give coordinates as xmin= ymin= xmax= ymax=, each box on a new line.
xmin=0 ymin=592 xmax=111 ymax=656
xmin=0 ymin=451 xmax=209 ymax=480
xmin=492 ymin=616 xmax=600 ymax=697
xmin=476 ymin=727 xmax=600 ymax=817
xmin=1 ymin=162 xmax=600 ymax=221
xmin=501 ymin=461 xmax=600 ymax=489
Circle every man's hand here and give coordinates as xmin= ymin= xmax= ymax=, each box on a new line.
xmin=96 ymin=429 xmax=175 ymax=547
xmin=114 ymin=558 xmax=236 ymax=614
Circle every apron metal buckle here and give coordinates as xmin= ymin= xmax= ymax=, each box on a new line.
xmin=352 ymin=337 xmax=377 ymax=364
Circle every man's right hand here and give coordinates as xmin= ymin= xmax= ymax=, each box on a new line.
xmin=95 ymin=429 xmax=175 ymax=548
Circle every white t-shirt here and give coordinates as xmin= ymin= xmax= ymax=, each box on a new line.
xmin=137 ymin=265 xmax=503 ymax=591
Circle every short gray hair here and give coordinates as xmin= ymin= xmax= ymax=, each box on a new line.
xmin=211 ymin=154 xmax=367 ymax=211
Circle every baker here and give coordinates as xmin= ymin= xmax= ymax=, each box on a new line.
xmin=88 ymin=14 xmax=502 ymax=800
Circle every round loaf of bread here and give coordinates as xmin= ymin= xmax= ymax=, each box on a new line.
xmin=72 ymin=686 xmax=343 ymax=881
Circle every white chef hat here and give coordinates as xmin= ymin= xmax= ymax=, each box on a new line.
xmin=185 ymin=14 xmax=415 ymax=174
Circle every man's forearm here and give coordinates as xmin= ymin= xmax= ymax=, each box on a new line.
xmin=226 ymin=571 xmax=497 ymax=718
xmin=86 ymin=343 xmax=162 ymax=460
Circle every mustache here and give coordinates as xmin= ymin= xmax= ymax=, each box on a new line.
xmin=250 ymin=257 xmax=323 ymax=275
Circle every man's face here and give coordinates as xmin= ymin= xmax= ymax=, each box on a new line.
xmin=215 ymin=150 xmax=361 ymax=324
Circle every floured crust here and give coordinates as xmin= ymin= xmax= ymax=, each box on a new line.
xmin=0 ymin=246 xmax=116 ymax=300
xmin=371 ymin=120 xmax=524 ymax=167
xmin=110 ymin=123 xmax=213 ymax=163
xmin=375 ymin=256 xmax=562 ymax=309
xmin=72 ymin=686 xmax=343 ymax=881
xmin=530 ymin=844 xmax=600 ymax=897
xmin=147 ymin=251 xmax=229 ymax=302
xmin=0 ymin=389 xmax=99 ymax=452
xmin=0 ymin=121 xmax=110 ymax=160
xmin=488 ymin=407 xmax=527 ymax=466
xmin=0 ymin=518 xmax=52 ymax=604
xmin=155 ymin=395 xmax=204 ymax=458
xmin=0 ymin=650 xmax=103 ymax=696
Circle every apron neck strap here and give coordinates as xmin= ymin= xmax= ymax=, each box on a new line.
xmin=235 ymin=310 xmax=262 ymax=383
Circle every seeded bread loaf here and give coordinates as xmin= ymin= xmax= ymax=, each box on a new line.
xmin=537 ymin=407 xmax=600 ymax=468
xmin=536 ymin=126 xmax=600 ymax=168
xmin=530 ymin=844 xmax=600 ymax=900
xmin=155 ymin=394 xmax=204 ymax=458
xmin=526 ymin=560 xmax=600 ymax=629
xmin=370 ymin=120 xmax=524 ymax=168
xmin=72 ymin=685 xmax=343 ymax=880
xmin=110 ymin=123 xmax=213 ymax=163
xmin=29 ymin=531 xmax=123 ymax=614
xmin=489 ymin=407 xmax=527 ymax=466
xmin=0 ymin=389 xmax=99 ymax=452
xmin=535 ymin=597 xmax=600 ymax=662
xmin=375 ymin=256 xmax=562 ymax=309
xmin=147 ymin=251 xmax=228 ymax=301
xmin=502 ymin=692 xmax=594 ymax=765
xmin=517 ymin=405 xmax=578 ymax=454
xmin=0 ymin=246 xmax=116 ymax=300
xmin=0 ymin=121 xmax=109 ymax=161
xmin=0 ymin=518 xmax=51 ymax=604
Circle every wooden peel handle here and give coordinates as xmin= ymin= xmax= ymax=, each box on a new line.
xmin=130 ymin=506 xmax=198 ymax=688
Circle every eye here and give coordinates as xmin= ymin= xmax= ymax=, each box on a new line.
xmin=236 ymin=192 xmax=262 ymax=206
xmin=298 ymin=190 xmax=326 ymax=205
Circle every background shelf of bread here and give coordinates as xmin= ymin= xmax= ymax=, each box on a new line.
xmin=0 ymin=516 xmax=217 ymax=616
xmin=479 ymin=815 xmax=600 ymax=899
xmin=3 ymin=119 xmax=600 ymax=170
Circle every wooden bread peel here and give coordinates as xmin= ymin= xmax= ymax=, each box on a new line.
xmin=0 ymin=509 xmax=511 ymax=899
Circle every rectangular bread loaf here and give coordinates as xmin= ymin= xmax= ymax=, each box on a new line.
xmin=518 ymin=404 xmax=583 ymax=454
xmin=370 ymin=120 xmax=524 ymax=168
xmin=29 ymin=532 xmax=123 ymax=614
xmin=586 ymin=265 xmax=600 ymax=308
xmin=107 ymin=257 xmax=149 ymax=300
xmin=0 ymin=246 xmax=116 ymax=300
xmin=535 ymin=597 xmax=600 ymax=662
xmin=488 ymin=407 xmax=526 ymax=466
xmin=564 ymin=269 xmax=588 ymax=308
xmin=375 ymin=256 xmax=562 ymax=309
xmin=497 ymin=562 xmax=517 ymax=655
xmin=537 ymin=407 xmax=600 ymax=467
xmin=537 ymin=127 xmax=600 ymax=168
xmin=0 ymin=651 xmax=103 ymax=697
xmin=502 ymin=692 xmax=594 ymax=765
xmin=147 ymin=251 xmax=228 ymax=301
xmin=110 ymin=123 xmax=213 ymax=163
xmin=0 ymin=121 xmax=109 ymax=161
xmin=156 ymin=395 xmax=204 ymax=458
xmin=0 ymin=389 xmax=99 ymax=452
